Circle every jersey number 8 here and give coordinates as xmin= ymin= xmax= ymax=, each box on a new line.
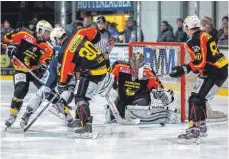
xmin=79 ymin=41 xmax=101 ymax=60
xmin=210 ymin=41 xmax=219 ymax=56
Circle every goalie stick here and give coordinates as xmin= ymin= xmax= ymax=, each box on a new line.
xmin=5 ymin=99 xmax=54 ymax=134
xmin=105 ymin=94 xmax=140 ymax=125
xmin=139 ymin=73 xmax=170 ymax=80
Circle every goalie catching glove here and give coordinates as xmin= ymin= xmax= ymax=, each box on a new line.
xmin=169 ymin=65 xmax=191 ymax=78
xmin=152 ymin=88 xmax=174 ymax=106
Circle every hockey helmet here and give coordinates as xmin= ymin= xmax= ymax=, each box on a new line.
xmin=50 ymin=26 xmax=66 ymax=46
xmin=36 ymin=20 xmax=53 ymax=37
xmin=183 ymin=15 xmax=201 ymax=31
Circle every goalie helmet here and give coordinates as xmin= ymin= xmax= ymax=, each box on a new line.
xmin=36 ymin=20 xmax=52 ymax=37
xmin=50 ymin=26 xmax=66 ymax=46
xmin=183 ymin=15 xmax=201 ymax=31
xmin=130 ymin=52 xmax=144 ymax=75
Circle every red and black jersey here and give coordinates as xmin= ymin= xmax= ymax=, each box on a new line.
xmin=186 ymin=30 xmax=228 ymax=76
xmin=3 ymin=27 xmax=53 ymax=72
xmin=110 ymin=61 xmax=163 ymax=101
xmin=58 ymin=27 xmax=107 ymax=84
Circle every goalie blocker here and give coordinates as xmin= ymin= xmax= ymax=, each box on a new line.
xmin=98 ymin=53 xmax=175 ymax=124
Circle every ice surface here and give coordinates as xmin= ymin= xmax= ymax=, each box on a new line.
xmin=1 ymin=80 xmax=228 ymax=159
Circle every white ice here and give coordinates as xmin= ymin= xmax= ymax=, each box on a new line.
xmin=0 ymin=80 xmax=228 ymax=159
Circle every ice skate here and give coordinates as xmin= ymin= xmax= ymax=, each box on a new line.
xmin=66 ymin=119 xmax=81 ymax=132
xmin=75 ymin=116 xmax=93 ymax=139
xmin=20 ymin=107 xmax=33 ymax=129
xmin=5 ymin=115 xmax=17 ymax=127
xmin=200 ymin=123 xmax=208 ymax=137
xmin=178 ymin=126 xmax=200 ymax=144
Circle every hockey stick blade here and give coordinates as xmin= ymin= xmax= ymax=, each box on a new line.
xmin=75 ymin=133 xmax=99 ymax=139
xmin=48 ymin=105 xmax=65 ymax=120
xmin=140 ymin=73 xmax=170 ymax=80
xmin=105 ymin=95 xmax=140 ymax=125
xmin=5 ymin=127 xmax=24 ymax=134
xmin=23 ymin=101 xmax=52 ymax=133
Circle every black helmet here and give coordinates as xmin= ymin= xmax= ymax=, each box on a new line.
xmin=96 ymin=16 xmax=106 ymax=24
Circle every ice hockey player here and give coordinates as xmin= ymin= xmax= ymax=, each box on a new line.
xmin=169 ymin=15 xmax=228 ymax=141
xmin=50 ymin=27 xmax=107 ymax=138
xmin=102 ymin=52 xmax=174 ymax=123
xmin=4 ymin=20 xmax=53 ymax=127
xmin=20 ymin=26 xmax=75 ymax=129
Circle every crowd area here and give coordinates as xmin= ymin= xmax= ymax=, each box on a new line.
xmin=1 ymin=13 xmax=228 ymax=55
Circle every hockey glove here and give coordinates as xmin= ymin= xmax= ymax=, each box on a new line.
xmin=153 ymin=89 xmax=174 ymax=106
xmin=169 ymin=65 xmax=190 ymax=78
xmin=6 ymin=44 xmax=18 ymax=59
xmin=37 ymin=64 xmax=47 ymax=78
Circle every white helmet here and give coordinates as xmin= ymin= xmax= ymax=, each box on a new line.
xmin=50 ymin=26 xmax=66 ymax=46
xmin=36 ymin=20 xmax=52 ymax=36
xmin=183 ymin=15 xmax=201 ymax=31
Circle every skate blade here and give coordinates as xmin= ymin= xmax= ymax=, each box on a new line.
xmin=177 ymin=137 xmax=200 ymax=145
xmin=5 ymin=127 xmax=25 ymax=134
xmin=67 ymin=127 xmax=81 ymax=132
xmin=200 ymin=132 xmax=208 ymax=137
xmin=75 ymin=133 xmax=98 ymax=139
xmin=48 ymin=106 xmax=65 ymax=120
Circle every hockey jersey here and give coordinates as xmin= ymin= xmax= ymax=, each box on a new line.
xmin=58 ymin=27 xmax=107 ymax=84
xmin=110 ymin=61 xmax=163 ymax=101
xmin=186 ymin=30 xmax=228 ymax=77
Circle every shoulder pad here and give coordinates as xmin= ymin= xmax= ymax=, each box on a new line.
xmin=112 ymin=60 xmax=129 ymax=67
xmin=19 ymin=27 xmax=34 ymax=35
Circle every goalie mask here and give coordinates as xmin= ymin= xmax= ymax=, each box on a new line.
xmin=130 ymin=52 xmax=144 ymax=77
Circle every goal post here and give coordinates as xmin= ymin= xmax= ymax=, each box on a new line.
xmin=129 ymin=42 xmax=186 ymax=122
xmin=128 ymin=42 xmax=227 ymax=123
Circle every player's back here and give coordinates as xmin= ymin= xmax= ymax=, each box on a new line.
xmin=4 ymin=27 xmax=53 ymax=71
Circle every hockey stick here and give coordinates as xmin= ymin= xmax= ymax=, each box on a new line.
xmin=5 ymin=99 xmax=53 ymax=134
xmin=13 ymin=55 xmax=44 ymax=84
xmin=105 ymin=94 xmax=140 ymax=125
xmin=140 ymin=73 xmax=170 ymax=80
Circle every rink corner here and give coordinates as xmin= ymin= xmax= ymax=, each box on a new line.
xmin=0 ymin=75 xmax=228 ymax=96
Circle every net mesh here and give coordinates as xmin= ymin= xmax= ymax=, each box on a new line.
xmin=129 ymin=42 xmax=227 ymax=123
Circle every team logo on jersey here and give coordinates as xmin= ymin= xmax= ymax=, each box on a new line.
xmin=126 ymin=88 xmax=135 ymax=96
xmin=192 ymin=46 xmax=200 ymax=53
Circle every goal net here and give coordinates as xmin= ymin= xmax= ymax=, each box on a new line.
xmin=128 ymin=42 xmax=227 ymax=123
